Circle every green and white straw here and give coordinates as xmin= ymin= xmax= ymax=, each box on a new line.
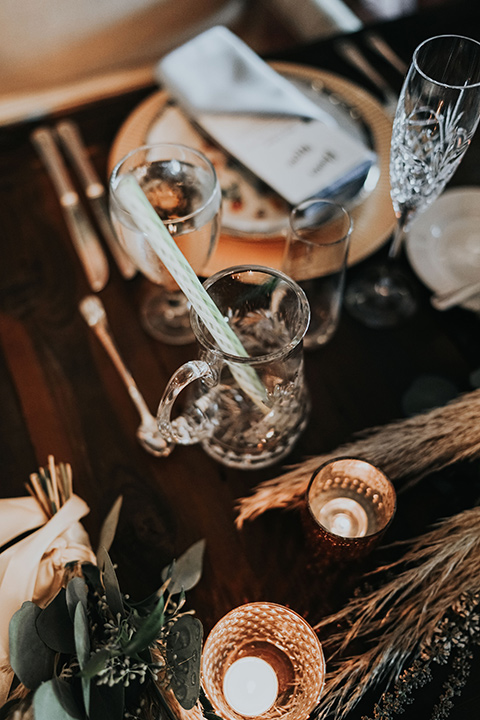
xmin=115 ymin=175 xmax=269 ymax=411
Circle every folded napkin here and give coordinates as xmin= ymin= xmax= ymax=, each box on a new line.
xmin=0 ymin=495 xmax=95 ymax=704
xmin=156 ymin=26 xmax=376 ymax=206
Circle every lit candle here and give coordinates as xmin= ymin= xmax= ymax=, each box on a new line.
xmin=305 ymin=458 xmax=397 ymax=566
xmin=313 ymin=496 xmax=369 ymax=538
xmin=223 ymin=657 xmax=278 ymax=716
xmin=201 ymin=602 xmax=325 ymax=720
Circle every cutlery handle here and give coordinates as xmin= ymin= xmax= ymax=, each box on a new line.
xmin=55 ymin=120 xmax=103 ymax=196
xmin=365 ymin=32 xmax=408 ymax=75
xmin=336 ymin=39 xmax=398 ymax=115
xmin=79 ymin=295 xmax=154 ymax=423
xmin=31 ymin=126 xmax=109 ymax=292
xmin=56 ymin=120 xmax=137 ymax=280
xmin=31 ymin=126 xmax=77 ymax=203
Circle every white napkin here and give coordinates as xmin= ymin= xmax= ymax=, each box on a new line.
xmin=156 ymin=26 xmax=376 ymax=206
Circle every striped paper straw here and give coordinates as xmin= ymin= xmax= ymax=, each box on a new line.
xmin=115 ymin=175 xmax=270 ymax=411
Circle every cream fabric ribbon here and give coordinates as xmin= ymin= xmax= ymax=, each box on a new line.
xmin=0 ymin=494 xmax=96 ymax=704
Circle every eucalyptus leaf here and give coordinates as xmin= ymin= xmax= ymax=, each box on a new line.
xmin=166 ymin=615 xmax=203 ymax=710
xmin=66 ymin=576 xmax=88 ymax=621
xmin=121 ymin=595 xmax=165 ymax=657
xmin=80 ymin=675 xmax=91 ymax=717
xmin=33 ymin=678 xmax=83 ymax=720
xmin=128 ymin=590 xmax=163 ymax=613
xmin=80 ymin=562 xmax=104 ymax=594
xmin=97 ymin=546 xmax=124 ymax=618
xmin=9 ymin=601 xmax=55 ymax=690
xmin=96 ymin=496 xmax=123 ymax=558
xmin=162 ymin=539 xmax=206 ymax=596
xmin=74 ymin=602 xmax=90 ymax=669
xmin=36 ymin=588 xmax=75 ymax=653
xmin=74 ymin=602 xmax=91 ymax=716
xmin=79 ymin=648 xmax=112 ymax=680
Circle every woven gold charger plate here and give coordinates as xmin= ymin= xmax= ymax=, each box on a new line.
xmin=108 ymin=62 xmax=395 ymax=276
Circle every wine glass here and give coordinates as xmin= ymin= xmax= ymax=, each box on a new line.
xmin=345 ymin=34 xmax=480 ymax=328
xmin=109 ymin=143 xmax=222 ymax=344
xmin=282 ymin=198 xmax=352 ymax=349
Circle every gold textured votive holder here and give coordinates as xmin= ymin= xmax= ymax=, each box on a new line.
xmin=201 ymin=602 xmax=325 ymax=720
xmin=304 ymin=457 xmax=396 ymax=565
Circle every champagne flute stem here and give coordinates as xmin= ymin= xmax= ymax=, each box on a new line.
xmin=388 ymin=222 xmax=404 ymax=259
xmin=388 ymin=207 xmax=410 ymax=259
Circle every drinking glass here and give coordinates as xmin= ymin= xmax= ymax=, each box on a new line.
xmin=303 ymin=457 xmax=396 ymax=568
xmin=109 ymin=143 xmax=222 ymax=344
xmin=282 ymin=198 xmax=352 ymax=349
xmin=201 ymin=602 xmax=325 ymax=720
xmin=156 ymin=266 xmax=310 ymax=469
xmin=345 ymin=34 xmax=480 ymax=328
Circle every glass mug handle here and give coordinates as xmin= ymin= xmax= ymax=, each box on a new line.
xmin=156 ymin=360 xmax=219 ymax=445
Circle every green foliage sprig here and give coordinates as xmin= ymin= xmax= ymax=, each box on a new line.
xmin=6 ymin=541 xmax=205 ymax=720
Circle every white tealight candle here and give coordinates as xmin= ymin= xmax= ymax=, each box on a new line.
xmin=316 ymin=496 xmax=369 ymax=538
xmin=223 ymin=656 xmax=279 ymax=716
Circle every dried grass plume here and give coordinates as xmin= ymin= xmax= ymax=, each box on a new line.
xmin=236 ymin=389 xmax=480 ymax=527
xmin=313 ymin=506 xmax=480 ymax=719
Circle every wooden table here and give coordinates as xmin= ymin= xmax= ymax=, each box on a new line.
xmin=1 ymin=2 xmax=480 ymax=717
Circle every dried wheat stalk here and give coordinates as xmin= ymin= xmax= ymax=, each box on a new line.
xmin=236 ymin=389 xmax=480 ymax=527
xmin=313 ymin=506 xmax=480 ymax=719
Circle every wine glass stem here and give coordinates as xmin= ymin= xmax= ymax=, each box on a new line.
xmin=388 ymin=207 xmax=410 ymax=260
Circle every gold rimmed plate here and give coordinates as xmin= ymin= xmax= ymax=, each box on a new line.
xmin=108 ymin=62 xmax=395 ymax=275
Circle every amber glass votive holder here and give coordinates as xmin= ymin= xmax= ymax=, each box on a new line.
xmin=201 ymin=602 xmax=325 ymax=720
xmin=304 ymin=457 xmax=396 ymax=566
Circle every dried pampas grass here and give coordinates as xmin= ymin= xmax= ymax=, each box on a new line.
xmin=313 ymin=506 xmax=480 ymax=719
xmin=236 ymin=389 xmax=480 ymax=527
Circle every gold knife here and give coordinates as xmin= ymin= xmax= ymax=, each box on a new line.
xmin=31 ymin=126 xmax=110 ymax=292
xmin=365 ymin=32 xmax=408 ymax=76
xmin=335 ymin=39 xmax=398 ymax=116
xmin=55 ymin=120 xmax=136 ymax=280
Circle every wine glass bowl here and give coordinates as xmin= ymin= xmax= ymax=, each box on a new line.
xmin=345 ymin=34 xmax=480 ymax=328
xmin=282 ymin=198 xmax=352 ymax=349
xmin=109 ymin=142 xmax=222 ymax=344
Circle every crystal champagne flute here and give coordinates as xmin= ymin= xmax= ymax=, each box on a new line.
xmin=345 ymin=34 xmax=480 ymax=328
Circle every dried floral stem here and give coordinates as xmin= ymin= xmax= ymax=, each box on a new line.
xmin=236 ymin=389 xmax=480 ymax=527
xmin=47 ymin=455 xmax=60 ymax=510
xmin=362 ymin=591 xmax=480 ymax=720
xmin=313 ymin=507 xmax=480 ymax=719
xmin=25 ymin=456 xmax=73 ymax=518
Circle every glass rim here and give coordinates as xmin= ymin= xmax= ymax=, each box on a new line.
xmin=109 ymin=141 xmax=220 ymax=224
xmin=203 ymin=601 xmax=325 ymax=659
xmin=190 ymin=265 xmax=311 ymax=361
xmin=289 ymin=197 xmax=353 ymax=248
xmin=413 ymin=34 xmax=480 ymax=90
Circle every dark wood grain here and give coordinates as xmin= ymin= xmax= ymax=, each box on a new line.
xmin=1 ymin=3 xmax=480 ymax=716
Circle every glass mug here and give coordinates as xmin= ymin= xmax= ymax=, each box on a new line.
xmin=156 ymin=266 xmax=311 ymax=469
